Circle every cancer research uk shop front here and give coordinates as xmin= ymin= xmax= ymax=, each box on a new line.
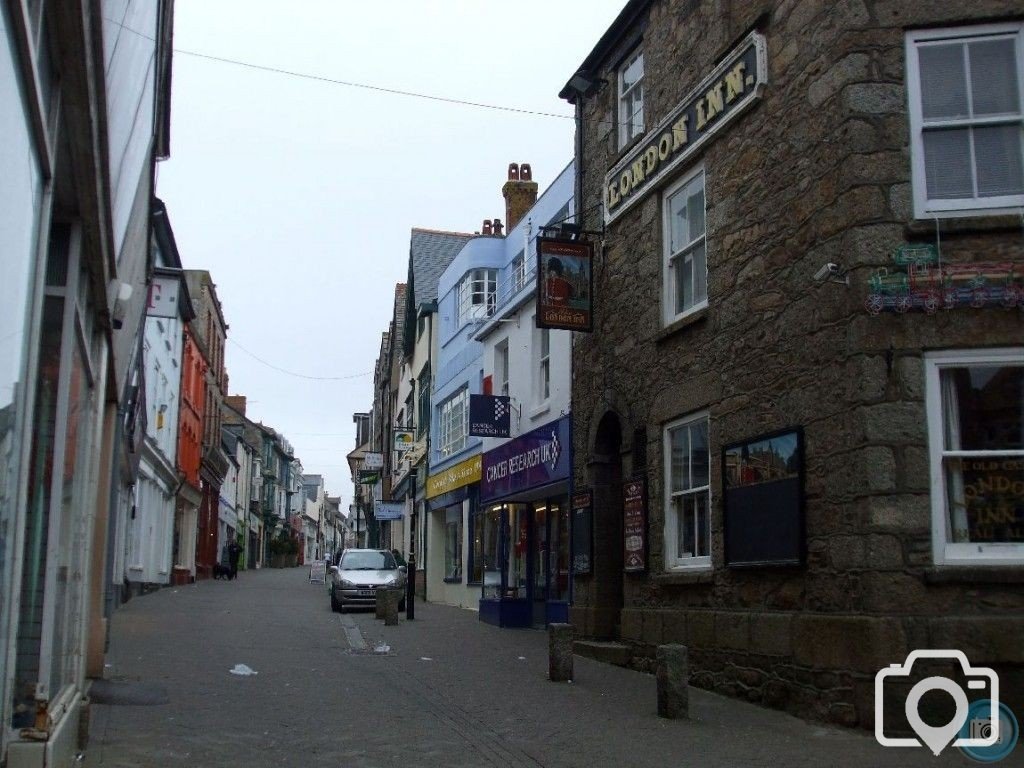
xmin=478 ymin=415 xmax=573 ymax=628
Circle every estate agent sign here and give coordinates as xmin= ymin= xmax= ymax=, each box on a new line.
xmin=426 ymin=454 xmax=482 ymax=499
xmin=604 ymin=31 xmax=767 ymax=224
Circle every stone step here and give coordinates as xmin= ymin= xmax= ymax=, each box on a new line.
xmin=573 ymin=640 xmax=632 ymax=667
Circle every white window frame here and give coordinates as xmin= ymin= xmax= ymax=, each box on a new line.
xmin=457 ymin=268 xmax=497 ymax=325
xmin=438 ymin=388 xmax=468 ymax=458
xmin=662 ymin=165 xmax=708 ymax=325
xmin=512 ymin=251 xmax=526 ymax=295
xmin=539 ymin=329 xmax=551 ymax=403
xmin=495 ymin=340 xmax=509 ymax=397
xmin=925 ymin=348 xmax=1024 ymax=566
xmin=906 ymin=23 xmax=1024 ymax=218
xmin=618 ymin=48 xmax=645 ymax=149
xmin=663 ymin=410 xmax=712 ymax=571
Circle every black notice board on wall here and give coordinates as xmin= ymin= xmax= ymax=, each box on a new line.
xmin=722 ymin=427 xmax=805 ymax=567
xmin=572 ymin=490 xmax=593 ymax=575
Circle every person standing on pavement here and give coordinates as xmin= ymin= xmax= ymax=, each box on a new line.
xmin=227 ymin=539 xmax=242 ymax=580
xmin=391 ymin=549 xmax=407 ymax=568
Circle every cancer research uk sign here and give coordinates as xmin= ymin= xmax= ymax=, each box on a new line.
xmin=469 ymin=394 xmax=511 ymax=438
xmin=481 ymin=415 xmax=571 ymax=503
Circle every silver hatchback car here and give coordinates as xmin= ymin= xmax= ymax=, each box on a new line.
xmin=329 ymin=549 xmax=407 ymax=613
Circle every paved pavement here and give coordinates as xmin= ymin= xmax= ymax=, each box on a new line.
xmin=83 ymin=567 xmax=991 ymax=768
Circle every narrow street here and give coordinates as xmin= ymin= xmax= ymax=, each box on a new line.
xmin=83 ymin=569 xmax=969 ymax=768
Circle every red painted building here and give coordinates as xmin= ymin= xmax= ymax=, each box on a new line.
xmin=173 ymin=325 xmax=206 ymax=584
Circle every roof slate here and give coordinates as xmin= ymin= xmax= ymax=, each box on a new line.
xmin=409 ymin=228 xmax=473 ymax=308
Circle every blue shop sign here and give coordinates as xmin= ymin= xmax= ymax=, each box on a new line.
xmin=481 ymin=415 xmax=571 ymax=503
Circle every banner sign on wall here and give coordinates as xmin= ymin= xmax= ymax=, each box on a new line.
xmin=357 ymin=469 xmax=380 ymax=484
xmin=481 ymin=415 xmax=571 ymax=503
xmin=426 ymin=454 xmax=482 ymax=499
xmin=623 ymin=478 xmax=648 ymax=572
xmin=363 ymin=452 xmax=384 ymax=469
xmin=374 ymin=501 xmax=404 ymax=521
xmin=469 ymin=394 xmax=511 ymax=438
xmin=536 ymin=237 xmax=594 ymax=332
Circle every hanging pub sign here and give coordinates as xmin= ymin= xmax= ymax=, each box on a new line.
xmin=362 ymin=452 xmax=384 ymax=470
xmin=393 ymin=429 xmax=414 ymax=452
xmin=623 ymin=477 xmax=648 ymax=572
xmin=536 ymin=237 xmax=594 ymax=332
xmin=572 ymin=489 xmax=593 ymax=575
xmin=604 ymin=31 xmax=767 ymax=224
xmin=357 ymin=469 xmax=380 ymax=484
xmin=722 ymin=427 xmax=804 ymax=567
xmin=469 ymin=394 xmax=511 ymax=438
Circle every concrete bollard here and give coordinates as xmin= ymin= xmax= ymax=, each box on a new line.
xmin=548 ymin=623 xmax=574 ymax=682
xmin=656 ymin=644 xmax=689 ymax=719
xmin=375 ymin=589 xmax=387 ymax=620
xmin=383 ymin=589 xmax=400 ymax=626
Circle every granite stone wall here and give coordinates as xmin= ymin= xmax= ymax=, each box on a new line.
xmin=569 ymin=0 xmax=1024 ymax=728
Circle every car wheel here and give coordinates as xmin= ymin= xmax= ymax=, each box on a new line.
xmin=330 ymin=586 xmax=340 ymax=613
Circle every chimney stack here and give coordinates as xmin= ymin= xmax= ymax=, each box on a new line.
xmin=226 ymin=394 xmax=247 ymax=416
xmin=502 ymin=162 xmax=538 ymax=231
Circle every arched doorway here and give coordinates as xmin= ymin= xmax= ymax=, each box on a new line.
xmin=588 ymin=411 xmax=624 ymax=639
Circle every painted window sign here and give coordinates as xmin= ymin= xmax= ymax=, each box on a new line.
xmin=866 ymin=244 xmax=1023 ymax=314
xmin=604 ymin=32 xmax=767 ymax=223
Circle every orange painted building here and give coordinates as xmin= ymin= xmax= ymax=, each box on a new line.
xmin=172 ymin=324 xmax=206 ymax=584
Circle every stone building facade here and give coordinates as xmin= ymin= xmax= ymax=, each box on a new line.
xmin=562 ymin=0 xmax=1023 ymax=729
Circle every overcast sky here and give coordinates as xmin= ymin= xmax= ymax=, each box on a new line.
xmin=157 ymin=0 xmax=627 ymax=510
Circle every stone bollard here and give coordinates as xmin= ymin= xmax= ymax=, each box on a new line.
xmin=375 ymin=589 xmax=387 ymax=620
xmin=548 ymin=623 xmax=574 ymax=682
xmin=656 ymin=644 xmax=689 ymax=719
xmin=383 ymin=589 xmax=400 ymax=626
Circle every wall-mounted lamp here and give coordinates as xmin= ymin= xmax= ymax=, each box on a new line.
xmin=813 ymin=263 xmax=849 ymax=286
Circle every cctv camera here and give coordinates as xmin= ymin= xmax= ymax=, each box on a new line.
xmin=813 ymin=263 xmax=842 ymax=282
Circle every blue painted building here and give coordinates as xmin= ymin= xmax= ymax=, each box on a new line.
xmin=426 ymin=162 xmax=574 ymax=610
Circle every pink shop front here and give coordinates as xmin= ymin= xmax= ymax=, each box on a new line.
xmin=478 ymin=416 xmax=573 ymax=629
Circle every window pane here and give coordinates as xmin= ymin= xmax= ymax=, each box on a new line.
xmin=676 ymin=495 xmax=695 ymax=558
xmin=923 ymin=128 xmax=974 ymax=199
xmin=974 ymin=125 xmax=1024 ymax=197
xmin=696 ymin=491 xmax=710 ymax=557
xmin=669 ymin=188 xmax=689 ymax=253
xmin=943 ymin=366 xmax=1023 ymax=451
xmin=945 ymin=457 xmax=1023 ymax=544
xmin=622 ymin=51 xmax=642 ymax=91
xmin=919 ymin=43 xmax=969 ymax=120
xmin=969 ymin=38 xmax=1020 ymax=116
xmin=691 ymin=240 xmax=707 ymax=306
xmin=691 ymin=419 xmax=709 ymax=488
xmin=674 ymin=252 xmax=692 ymax=315
xmin=688 ymin=184 xmax=705 ymax=238
xmin=671 ymin=426 xmax=689 ymax=492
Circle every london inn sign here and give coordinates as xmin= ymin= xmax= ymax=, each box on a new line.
xmin=604 ymin=32 xmax=768 ymax=224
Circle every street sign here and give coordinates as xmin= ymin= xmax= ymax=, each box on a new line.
xmin=374 ymin=501 xmax=404 ymax=521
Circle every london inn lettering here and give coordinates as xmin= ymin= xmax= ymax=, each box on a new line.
xmin=604 ymin=32 xmax=767 ymax=223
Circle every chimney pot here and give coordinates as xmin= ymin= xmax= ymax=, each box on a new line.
xmin=493 ymin=218 xmax=504 ymax=236
xmin=482 ymin=220 xmax=493 ymax=235
xmin=520 ymin=163 xmax=532 ymax=181
xmin=508 ymin=163 xmax=519 ymax=181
